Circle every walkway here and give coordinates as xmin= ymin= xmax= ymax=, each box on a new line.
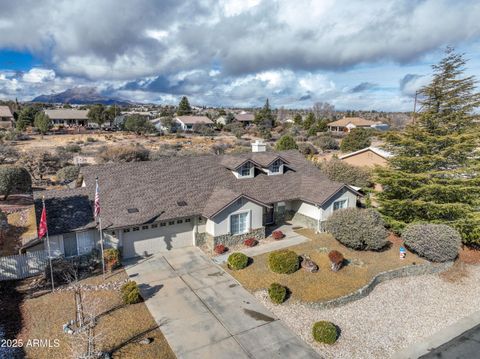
xmin=212 ymin=224 xmax=310 ymax=264
xmin=124 ymin=247 xmax=319 ymax=359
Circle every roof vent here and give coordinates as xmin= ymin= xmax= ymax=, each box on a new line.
xmin=177 ymin=201 xmax=187 ymax=206
xmin=127 ymin=208 xmax=139 ymax=213
xmin=251 ymin=140 xmax=266 ymax=153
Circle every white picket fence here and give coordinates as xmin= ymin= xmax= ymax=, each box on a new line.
xmin=0 ymin=250 xmax=49 ymax=281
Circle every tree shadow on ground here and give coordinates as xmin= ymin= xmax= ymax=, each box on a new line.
xmin=0 ymin=280 xmax=26 ymax=359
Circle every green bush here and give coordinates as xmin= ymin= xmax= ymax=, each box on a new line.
xmin=227 ymin=252 xmax=249 ymax=270
xmin=65 ymin=144 xmax=81 ymax=153
xmin=325 ymin=208 xmax=389 ymax=250
xmin=268 ymin=283 xmax=287 ymax=304
xmin=121 ymin=281 xmax=141 ymax=304
xmin=340 ymin=128 xmax=372 ymax=152
xmin=314 ymin=134 xmax=339 ymax=151
xmin=0 ymin=165 xmax=32 ymax=200
xmin=312 ymin=321 xmax=338 ymax=344
xmin=86 ymin=137 xmax=97 ymax=142
xmin=275 ymin=135 xmax=298 ymax=151
xmin=268 ymin=250 xmax=299 ymax=274
xmin=56 ymin=165 xmax=80 ymax=182
xmin=402 ymin=224 xmax=461 ymax=262
xmin=318 ymin=158 xmax=373 ymax=188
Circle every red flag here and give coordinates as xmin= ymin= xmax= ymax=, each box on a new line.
xmin=38 ymin=203 xmax=48 ymax=239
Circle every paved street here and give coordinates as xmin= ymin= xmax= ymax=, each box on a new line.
xmin=420 ymin=324 xmax=480 ymax=359
xmin=124 ymin=247 xmax=319 ymax=359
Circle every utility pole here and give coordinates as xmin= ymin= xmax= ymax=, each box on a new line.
xmin=412 ymin=90 xmax=418 ymax=125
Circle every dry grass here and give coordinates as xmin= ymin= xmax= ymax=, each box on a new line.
xmin=458 ymin=246 xmax=480 ymax=265
xmin=225 ymin=228 xmax=426 ymax=303
xmin=18 ymin=270 xmax=175 ymax=359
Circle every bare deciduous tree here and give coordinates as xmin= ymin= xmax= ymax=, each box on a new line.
xmin=312 ymin=102 xmax=335 ymax=120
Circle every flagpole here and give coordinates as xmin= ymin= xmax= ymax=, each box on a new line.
xmin=99 ymin=216 xmax=105 ymax=280
xmin=43 ymin=197 xmax=55 ymax=292
xmin=95 ymin=177 xmax=106 ymax=280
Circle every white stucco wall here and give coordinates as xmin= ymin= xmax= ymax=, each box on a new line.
xmin=321 ymin=187 xmax=357 ymax=219
xmin=206 ymin=198 xmax=264 ymax=236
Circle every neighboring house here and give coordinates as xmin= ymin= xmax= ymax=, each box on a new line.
xmin=339 ymin=147 xmax=392 ymax=168
xmin=327 ymin=117 xmax=388 ymax=132
xmin=0 ymin=106 xmax=14 ymax=128
xmin=233 ymin=113 xmax=255 ymax=127
xmin=29 ymin=143 xmax=360 ymax=259
xmin=175 ymin=115 xmax=214 ymax=131
xmin=44 ymin=109 xmax=89 ymax=127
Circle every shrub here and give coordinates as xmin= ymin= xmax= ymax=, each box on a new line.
xmin=86 ymin=137 xmax=97 ymax=142
xmin=325 ymin=208 xmax=389 ymax=251
xmin=65 ymin=144 xmax=81 ymax=153
xmin=318 ymin=158 xmax=372 ymax=188
xmin=272 ymin=230 xmax=285 ymax=240
xmin=214 ymin=244 xmax=227 ymax=254
xmin=104 ymin=248 xmax=121 ymax=271
xmin=121 ymin=281 xmax=142 ymax=304
xmin=268 ymin=283 xmax=287 ymax=304
xmin=328 ymin=250 xmax=344 ymax=264
xmin=314 ymin=134 xmax=339 ymax=151
xmin=402 ymin=224 xmax=461 ymax=262
xmin=56 ymin=165 xmax=80 ymax=182
xmin=275 ymin=135 xmax=298 ymax=151
xmin=96 ymin=145 xmax=150 ymax=163
xmin=227 ymin=252 xmax=249 ymax=270
xmin=244 ymin=238 xmax=258 ymax=247
xmin=312 ymin=321 xmax=338 ymax=344
xmin=268 ymin=250 xmax=299 ymax=274
xmin=298 ymin=143 xmax=318 ymax=156
xmin=0 ymin=165 xmax=32 ymax=200
xmin=340 ymin=128 xmax=372 ymax=152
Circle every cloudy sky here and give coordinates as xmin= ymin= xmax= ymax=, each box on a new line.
xmin=1 ymin=0 xmax=480 ymax=110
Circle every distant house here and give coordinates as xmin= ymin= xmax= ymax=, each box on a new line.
xmin=233 ymin=113 xmax=255 ymax=127
xmin=339 ymin=147 xmax=392 ymax=168
xmin=44 ymin=109 xmax=89 ymax=127
xmin=0 ymin=106 xmax=14 ymax=128
xmin=175 ymin=115 xmax=213 ymax=131
xmin=327 ymin=117 xmax=388 ymax=132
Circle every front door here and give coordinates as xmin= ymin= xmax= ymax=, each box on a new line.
xmin=63 ymin=233 xmax=78 ymax=257
xmin=265 ymin=206 xmax=274 ymax=225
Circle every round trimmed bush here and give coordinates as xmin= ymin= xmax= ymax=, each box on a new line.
xmin=312 ymin=321 xmax=338 ymax=344
xmin=325 ymin=208 xmax=388 ymax=250
xmin=56 ymin=165 xmax=80 ymax=182
xmin=227 ymin=252 xmax=249 ymax=270
xmin=121 ymin=281 xmax=141 ymax=304
xmin=268 ymin=250 xmax=299 ymax=274
xmin=402 ymin=224 xmax=461 ymax=262
xmin=268 ymin=283 xmax=287 ymax=304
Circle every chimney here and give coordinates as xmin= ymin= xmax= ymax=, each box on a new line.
xmin=251 ymin=140 xmax=266 ymax=152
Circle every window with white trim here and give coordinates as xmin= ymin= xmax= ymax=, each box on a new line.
xmin=230 ymin=212 xmax=249 ymax=235
xmin=271 ymin=159 xmax=281 ymax=173
xmin=333 ymin=199 xmax=347 ymax=211
xmin=239 ymin=162 xmax=252 ymax=177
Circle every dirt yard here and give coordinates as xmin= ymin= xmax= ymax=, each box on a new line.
xmin=4 ymin=269 xmax=175 ymax=359
xmin=225 ymin=229 xmax=426 ymax=303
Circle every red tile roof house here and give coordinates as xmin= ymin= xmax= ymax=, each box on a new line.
xmin=174 ymin=115 xmax=214 ymax=131
xmin=28 ymin=144 xmax=360 ymax=259
xmin=0 ymin=106 xmax=14 ymax=128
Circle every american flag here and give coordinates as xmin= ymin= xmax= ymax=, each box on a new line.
xmin=94 ymin=177 xmax=100 ymax=219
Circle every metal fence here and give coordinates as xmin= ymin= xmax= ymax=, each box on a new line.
xmin=0 ymin=250 xmax=49 ymax=281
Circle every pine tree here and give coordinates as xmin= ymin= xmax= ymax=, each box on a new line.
xmin=376 ymin=48 xmax=480 ymax=245
xmin=177 ymin=96 xmax=192 ymax=115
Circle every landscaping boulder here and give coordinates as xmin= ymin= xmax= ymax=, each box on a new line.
xmin=328 ymin=250 xmax=344 ymax=272
xmin=300 ymin=254 xmax=318 ymax=273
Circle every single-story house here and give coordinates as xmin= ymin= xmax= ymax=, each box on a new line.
xmin=175 ymin=116 xmax=213 ymax=131
xmin=339 ymin=147 xmax=392 ymax=168
xmin=44 ymin=109 xmax=89 ymax=127
xmin=0 ymin=106 xmax=14 ymax=128
xmin=233 ymin=113 xmax=255 ymax=127
xmin=327 ymin=117 xmax=386 ymax=132
xmin=29 ymin=144 xmax=360 ymax=259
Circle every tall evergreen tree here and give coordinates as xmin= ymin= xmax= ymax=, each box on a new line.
xmin=177 ymin=96 xmax=192 ymax=115
xmin=376 ymin=48 xmax=480 ymax=245
xmin=254 ymin=99 xmax=275 ymax=138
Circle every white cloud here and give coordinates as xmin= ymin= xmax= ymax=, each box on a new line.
xmin=22 ymin=68 xmax=55 ymax=83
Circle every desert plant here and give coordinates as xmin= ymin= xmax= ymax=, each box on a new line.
xmin=325 ymin=208 xmax=389 ymax=251
xmin=227 ymin=252 xmax=249 ymax=270
xmin=121 ymin=281 xmax=141 ymax=304
xmin=314 ymin=134 xmax=339 ymax=151
xmin=268 ymin=250 xmax=299 ymax=274
xmin=244 ymin=238 xmax=258 ymax=247
xmin=328 ymin=250 xmax=344 ymax=272
xmin=402 ymin=224 xmax=461 ymax=262
xmin=65 ymin=144 xmax=82 ymax=153
xmin=268 ymin=283 xmax=287 ymax=304
xmin=312 ymin=321 xmax=338 ymax=344
xmin=103 ymin=248 xmax=121 ymax=271
xmin=86 ymin=137 xmax=97 ymax=142
xmin=0 ymin=165 xmax=32 ymax=200
xmin=272 ymin=230 xmax=285 ymax=240
xmin=96 ymin=145 xmax=150 ymax=163
xmin=214 ymin=244 xmax=227 ymax=254
xmin=56 ymin=165 xmax=80 ymax=182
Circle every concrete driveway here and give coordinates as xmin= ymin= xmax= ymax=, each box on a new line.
xmin=124 ymin=247 xmax=319 ymax=359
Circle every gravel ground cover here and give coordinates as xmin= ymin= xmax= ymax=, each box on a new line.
xmin=255 ymin=263 xmax=480 ymax=359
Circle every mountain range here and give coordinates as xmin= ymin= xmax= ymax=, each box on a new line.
xmin=32 ymin=87 xmax=130 ymax=105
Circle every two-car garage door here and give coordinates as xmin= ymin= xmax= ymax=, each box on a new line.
xmin=122 ymin=221 xmax=194 ymax=259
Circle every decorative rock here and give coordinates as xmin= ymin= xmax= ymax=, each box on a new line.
xmin=139 ymin=338 xmax=152 ymax=345
xmin=300 ymin=254 xmax=319 ymax=273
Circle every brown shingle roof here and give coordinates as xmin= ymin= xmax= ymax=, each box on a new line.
xmin=175 ymin=116 xmax=213 ymax=125
xmin=234 ymin=113 xmax=254 ymax=122
xmin=0 ymin=106 xmax=13 ymax=118
xmin=36 ymin=151 xmax=353 ymax=233
xmin=44 ymin=109 xmax=89 ymax=120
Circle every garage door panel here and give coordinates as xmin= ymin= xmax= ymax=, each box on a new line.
xmin=123 ymin=222 xmax=194 ymax=259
